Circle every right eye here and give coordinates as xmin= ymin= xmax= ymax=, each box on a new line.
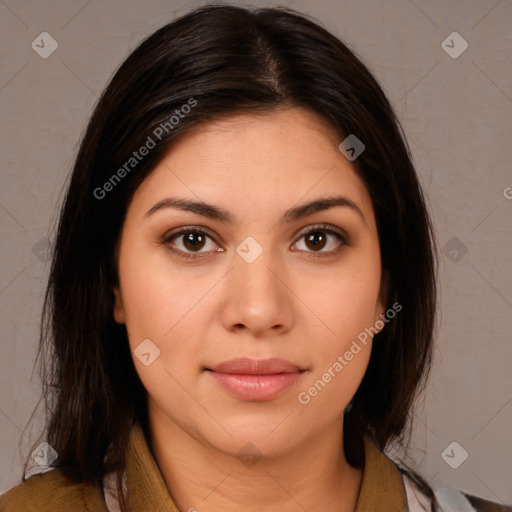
xmin=162 ymin=227 xmax=223 ymax=259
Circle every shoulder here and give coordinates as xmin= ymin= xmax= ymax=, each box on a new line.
xmin=0 ymin=468 xmax=108 ymax=512
xmin=402 ymin=472 xmax=512 ymax=512
xmin=462 ymin=491 xmax=512 ymax=512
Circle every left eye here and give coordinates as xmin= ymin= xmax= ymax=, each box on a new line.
xmin=292 ymin=227 xmax=347 ymax=254
xmin=162 ymin=225 xmax=348 ymax=259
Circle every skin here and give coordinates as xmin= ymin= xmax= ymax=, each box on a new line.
xmin=113 ymin=107 xmax=387 ymax=512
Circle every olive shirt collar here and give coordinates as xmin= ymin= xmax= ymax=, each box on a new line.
xmin=117 ymin=422 xmax=408 ymax=512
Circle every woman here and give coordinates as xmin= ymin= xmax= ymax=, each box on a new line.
xmin=1 ymin=4 xmax=510 ymax=512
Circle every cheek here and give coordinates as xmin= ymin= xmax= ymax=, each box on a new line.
xmin=117 ymin=247 xmax=206 ymax=413
xmin=294 ymin=250 xmax=382 ymax=410
xmin=118 ymin=239 xmax=194 ymax=339
xmin=294 ymin=263 xmax=379 ymax=414
xmin=116 ymin=240 xmax=206 ymax=383
xmin=304 ymin=253 xmax=382 ymax=341
xmin=121 ymin=272 xmax=173 ymax=342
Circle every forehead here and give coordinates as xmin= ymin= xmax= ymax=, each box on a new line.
xmin=167 ymin=107 xmax=344 ymax=167
xmin=127 ymin=107 xmax=375 ymax=224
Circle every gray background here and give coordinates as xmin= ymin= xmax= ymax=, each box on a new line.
xmin=1 ymin=0 xmax=511 ymax=504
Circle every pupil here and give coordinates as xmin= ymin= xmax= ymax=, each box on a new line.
xmin=185 ymin=232 xmax=204 ymax=250
xmin=307 ymin=232 xmax=325 ymax=250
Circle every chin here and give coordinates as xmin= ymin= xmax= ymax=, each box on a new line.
xmin=198 ymin=415 xmax=306 ymax=458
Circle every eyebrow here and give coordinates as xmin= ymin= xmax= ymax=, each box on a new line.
xmin=145 ymin=195 xmax=367 ymax=226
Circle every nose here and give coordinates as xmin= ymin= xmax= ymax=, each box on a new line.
xmin=220 ymin=240 xmax=295 ymax=338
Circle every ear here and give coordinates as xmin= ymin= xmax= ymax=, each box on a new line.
xmin=113 ymin=287 xmax=126 ymax=324
xmin=374 ymin=271 xmax=389 ymax=333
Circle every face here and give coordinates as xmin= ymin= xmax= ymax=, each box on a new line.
xmin=113 ymin=107 xmax=386 ymax=459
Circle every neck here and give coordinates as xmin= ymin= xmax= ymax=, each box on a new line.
xmin=147 ymin=410 xmax=363 ymax=512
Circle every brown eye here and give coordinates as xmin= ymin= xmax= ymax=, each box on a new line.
xmin=162 ymin=228 xmax=220 ymax=259
xmin=292 ymin=225 xmax=349 ymax=256
xmin=304 ymin=231 xmax=328 ymax=251
xmin=182 ymin=232 xmax=207 ymax=251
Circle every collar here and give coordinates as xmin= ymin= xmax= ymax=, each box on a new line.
xmin=114 ymin=422 xmax=408 ymax=511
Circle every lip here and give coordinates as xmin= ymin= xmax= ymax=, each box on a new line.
xmin=205 ymin=358 xmax=305 ymax=401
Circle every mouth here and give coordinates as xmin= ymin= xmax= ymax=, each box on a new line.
xmin=204 ymin=357 xmax=306 ymax=401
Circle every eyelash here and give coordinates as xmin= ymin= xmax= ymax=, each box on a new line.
xmin=161 ymin=224 xmax=350 ymax=260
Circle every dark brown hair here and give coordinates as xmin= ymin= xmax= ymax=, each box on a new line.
xmin=24 ymin=4 xmax=438 ymax=511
